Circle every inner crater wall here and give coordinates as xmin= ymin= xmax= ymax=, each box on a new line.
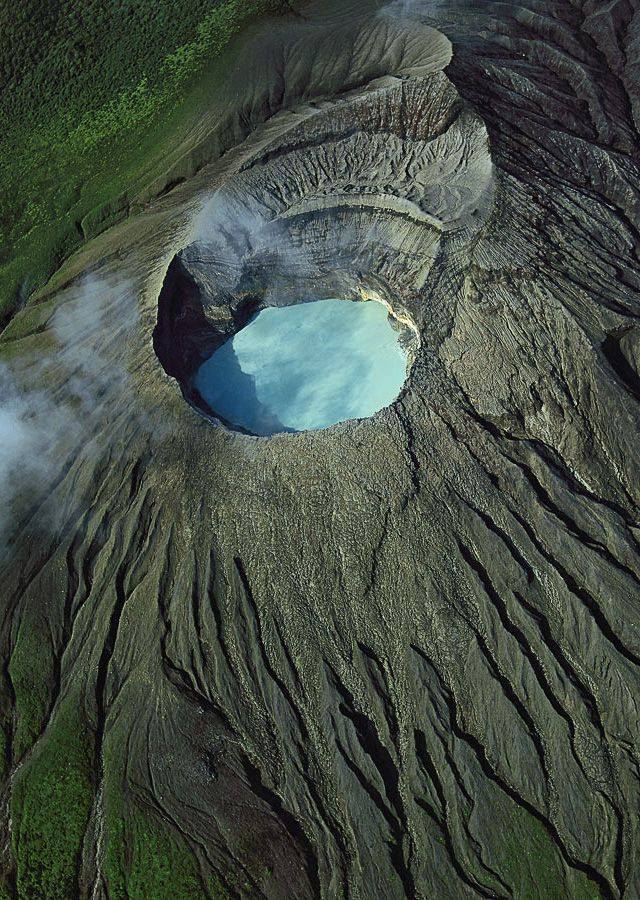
xmin=154 ymin=47 xmax=493 ymax=424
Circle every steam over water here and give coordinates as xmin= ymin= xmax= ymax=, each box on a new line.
xmin=193 ymin=299 xmax=408 ymax=436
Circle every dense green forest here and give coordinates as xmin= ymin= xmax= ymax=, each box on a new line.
xmin=0 ymin=0 xmax=285 ymax=324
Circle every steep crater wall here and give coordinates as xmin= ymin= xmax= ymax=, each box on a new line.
xmin=154 ymin=51 xmax=493 ymax=432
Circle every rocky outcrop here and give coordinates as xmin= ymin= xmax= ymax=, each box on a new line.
xmin=1 ymin=0 xmax=640 ymax=897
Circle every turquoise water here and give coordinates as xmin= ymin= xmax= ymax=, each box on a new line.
xmin=193 ymin=298 xmax=408 ymax=436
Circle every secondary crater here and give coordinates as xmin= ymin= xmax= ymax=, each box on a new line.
xmin=193 ymin=298 xmax=410 ymax=436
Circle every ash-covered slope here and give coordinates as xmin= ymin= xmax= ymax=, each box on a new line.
xmin=1 ymin=1 xmax=640 ymax=897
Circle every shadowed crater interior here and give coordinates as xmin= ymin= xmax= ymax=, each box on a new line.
xmin=153 ymin=226 xmax=425 ymax=436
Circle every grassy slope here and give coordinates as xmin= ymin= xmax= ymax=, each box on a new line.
xmin=0 ymin=0 xmax=286 ymax=324
xmin=10 ymin=698 xmax=93 ymax=899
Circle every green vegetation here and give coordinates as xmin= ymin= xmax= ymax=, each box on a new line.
xmin=8 ymin=621 xmax=53 ymax=760
xmin=497 ymin=804 xmax=600 ymax=899
xmin=11 ymin=699 xmax=94 ymax=899
xmin=105 ymin=804 xmax=221 ymax=899
xmin=9 ymin=693 xmax=228 ymax=899
xmin=103 ymin=737 xmax=225 ymax=899
xmin=0 ymin=722 xmax=8 ymax=781
xmin=0 ymin=0 xmax=288 ymax=323
xmin=102 ymin=723 xmax=221 ymax=900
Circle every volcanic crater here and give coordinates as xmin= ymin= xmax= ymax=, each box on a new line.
xmin=3 ymin=1 xmax=640 ymax=898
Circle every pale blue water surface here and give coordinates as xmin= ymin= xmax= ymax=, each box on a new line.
xmin=193 ymin=298 xmax=408 ymax=436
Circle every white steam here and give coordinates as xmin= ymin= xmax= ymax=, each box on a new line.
xmin=378 ymin=0 xmax=442 ymax=19
xmin=0 ymin=276 xmax=138 ymax=546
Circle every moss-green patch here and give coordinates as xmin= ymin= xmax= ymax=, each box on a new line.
xmin=10 ymin=698 xmax=94 ymax=899
xmin=102 ymin=738 xmax=225 ymax=899
xmin=497 ymin=804 xmax=600 ymax=899
xmin=0 ymin=721 xmax=9 ymax=782
xmin=208 ymin=876 xmax=230 ymax=898
xmin=0 ymin=0 xmax=288 ymax=321
xmin=8 ymin=621 xmax=54 ymax=760
xmin=105 ymin=796 xmax=223 ymax=898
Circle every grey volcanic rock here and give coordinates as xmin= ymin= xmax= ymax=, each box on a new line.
xmin=1 ymin=1 xmax=640 ymax=897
